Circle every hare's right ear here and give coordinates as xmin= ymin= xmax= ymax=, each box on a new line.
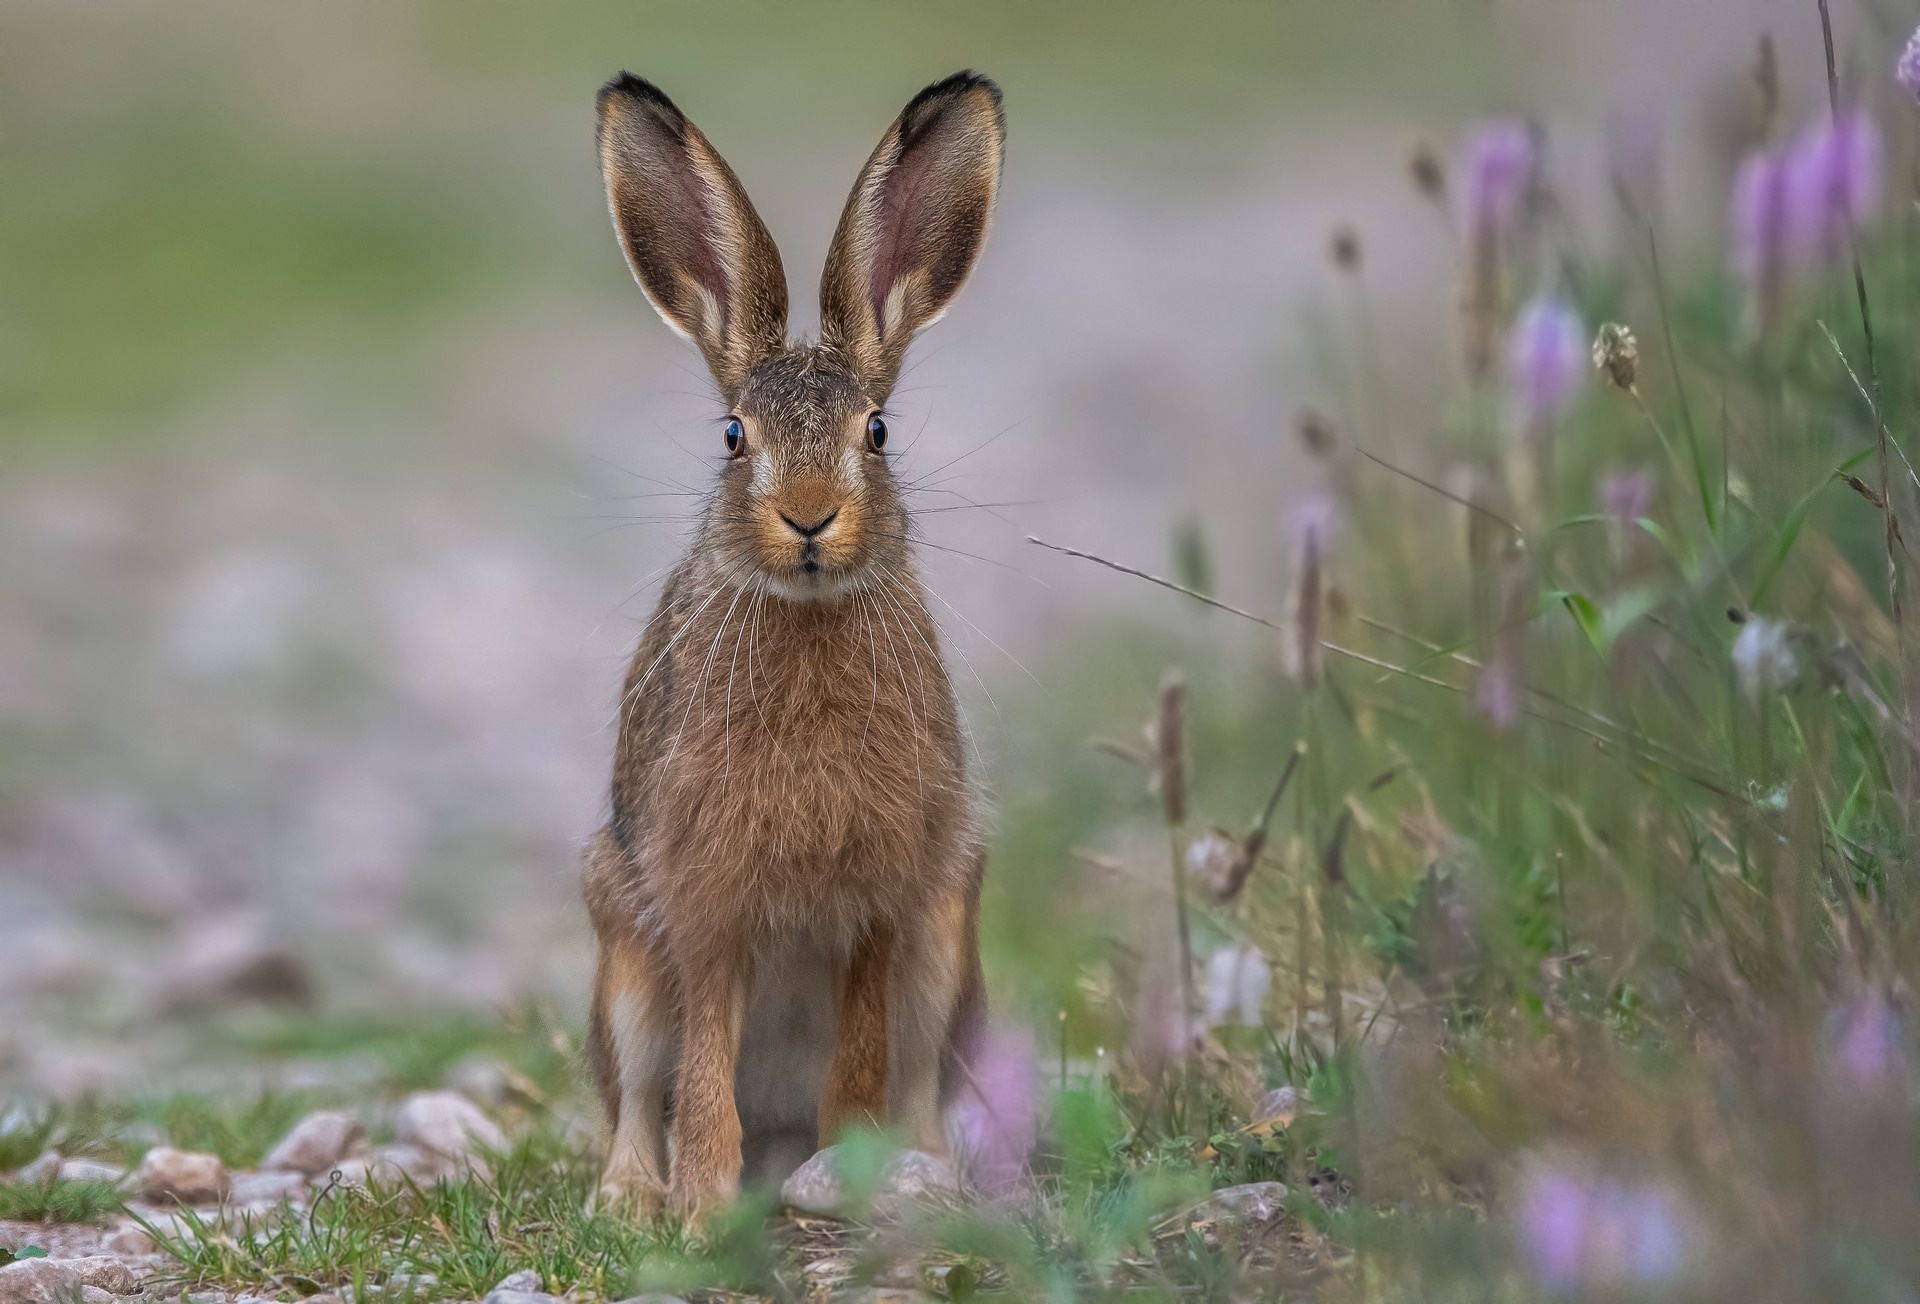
xmin=820 ymin=72 xmax=1005 ymax=399
xmin=597 ymin=73 xmax=788 ymax=403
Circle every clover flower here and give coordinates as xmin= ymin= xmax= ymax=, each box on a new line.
xmin=1506 ymin=294 xmax=1586 ymax=433
xmin=1461 ymin=120 xmax=1538 ymax=242
xmin=1185 ymin=832 xmax=1238 ymax=900
xmin=1732 ymin=146 xmax=1789 ymax=336
xmin=953 ymin=1022 xmax=1038 ymax=1201
xmin=1600 ymin=468 xmax=1655 ymax=525
xmin=1517 ymin=1165 xmax=1691 ymax=1292
xmin=1830 ymin=993 xmax=1905 ymax=1096
xmin=1204 ymin=944 xmax=1271 ymax=1027
xmin=1475 ymin=656 xmax=1521 ymax=730
xmin=1786 ymin=105 xmax=1883 ymax=265
xmin=1731 ymin=617 xmax=1799 ymax=698
xmin=1897 ymin=25 xmax=1920 ymax=102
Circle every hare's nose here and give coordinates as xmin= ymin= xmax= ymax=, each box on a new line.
xmin=779 ymin=508 xmax=839 ymax=539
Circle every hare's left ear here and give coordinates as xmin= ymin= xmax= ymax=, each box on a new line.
xmin=819 ymin=72 xmax=1004 ymax=399
xmin=597 ymin=73 xmax=788 ymax=403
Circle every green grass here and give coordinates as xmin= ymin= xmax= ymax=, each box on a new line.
xmin=0 ymin=1179 xmax=122 ymax=1225
xmin=143 ymin=1130 xmax=685 ymax=1303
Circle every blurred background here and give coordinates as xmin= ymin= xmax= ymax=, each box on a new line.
xmin=0 ymin=0 xmax=1864 ymax=1095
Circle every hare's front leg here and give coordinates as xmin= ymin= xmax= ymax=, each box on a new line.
xmin=818 ymin=926 xmax=894 ymax=1143
xmin=667 ymin=936 xmax=748 ymax=1215
xmin=891 ymin=879 xmax=983 ymax=1156
xmin=589 ymin=931 xmax=676 ymax=1213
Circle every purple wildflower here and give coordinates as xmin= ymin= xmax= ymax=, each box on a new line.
xmin=1601 ymin=468 xmax=1656 ymax=566
xmin=1786 ymin=106 xmax=1884 ymax=265
xmin=1517 ymin=1163 xmax=1692 ymax=1292
xmin=1203 ymin=944 xmax=1270 ymax=1027
xmin=953 ymin=1023 xmax=1038 ymax=1201
xmin=1898 ymin=26 xmax=1920 ymax=102
xmin=1284 ymin=490 xmax=1342 ymax=560
xmin=1600 ymin=468 xmax=1656 ymax=525
xmin=1519 ymin=1170 xmax=1591 ymax=1292
xmin=1461 ymin=120 xmax=1538 ymax=242
xmin=1731 ymin=146 xmax=1789 ymax=320
xmin=1476 ymin=655 xmax=1520 ymax=730
xmin=1830 ymin=993 xmax=1905 ymax=1095
xmin=1506 ymin=295 xmax=1586 ymax=432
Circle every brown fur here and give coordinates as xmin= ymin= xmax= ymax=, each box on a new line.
xmin=584 ymin=70 xmax=1005 ymax=1215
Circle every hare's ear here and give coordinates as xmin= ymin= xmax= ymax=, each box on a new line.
xmin=819 ymin=72 xmax=1004 ymax=398
xmin=597 ymin=73 xmax=788 ymax=402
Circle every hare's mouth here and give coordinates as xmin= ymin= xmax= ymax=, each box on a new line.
xmin=763 ymin=546 xmax=865 ymax=602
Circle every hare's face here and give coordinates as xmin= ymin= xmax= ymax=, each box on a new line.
xmin=710 ymin=348 xmax=907 ymax=602
xmin=597 ymin=71 xmax=1002 ymax=600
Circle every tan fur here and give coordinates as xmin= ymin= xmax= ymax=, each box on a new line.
xmin=584 ymin=70 xmax=1005 ymax=1215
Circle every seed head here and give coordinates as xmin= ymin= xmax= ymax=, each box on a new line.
xmin=1295 ymin=407 xmax=1338 ymax=459
xmin=1592 ymin=322 xmax=1639 ymax=392
xmin=1329 ymin=223 xmax=1363 ymax=273
xmin=1409 ymin=141 xmax=1447 ymax=203
xmin=1283 ymin=492 xmax=1342 ymax=690
xmin=1155 ymin=672 xmax=1187 ymax=827
xmin=1754 ymin=34 xmax=1779 ymax=127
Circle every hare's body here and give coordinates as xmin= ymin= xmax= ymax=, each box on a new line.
xmin=583 ymin=73 xmax=1004 ymax=1213
xmin=583 ymin=546 xmax=984 ymax=1192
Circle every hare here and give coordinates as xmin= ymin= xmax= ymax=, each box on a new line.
xmin=581 ymin=70 xmax=1004 ymax=1215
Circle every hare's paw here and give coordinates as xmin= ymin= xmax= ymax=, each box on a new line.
xmin=592 ymin=1160 xmax=667 ymax=1219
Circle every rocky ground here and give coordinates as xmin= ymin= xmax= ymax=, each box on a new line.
xmin=0 ymin=1087 xmax=1300 ymax=1303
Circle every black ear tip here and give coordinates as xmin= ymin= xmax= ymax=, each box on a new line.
xmin=913 ymin=70 xmax=1003 ymax=113
xmin=597 ymin=71 xmax=685 ymax=126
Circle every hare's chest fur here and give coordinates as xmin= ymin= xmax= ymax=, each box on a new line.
xmin=630 ymin=578 xmax=969 ymax=940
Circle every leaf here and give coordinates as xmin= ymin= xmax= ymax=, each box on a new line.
xmin=1751 ymin=447 xmax=1876 ymax=607
xmin=1601 ymin=583 xmax=1667 ymax=648
xmin=1561 ymin=592 xmax=1605 ymax=653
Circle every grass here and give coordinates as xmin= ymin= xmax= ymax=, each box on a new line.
xmin=142 ymin=1131 xmax=687 ymax=1303
xmin=0 ymin=1179 xmax=122 ymax=1225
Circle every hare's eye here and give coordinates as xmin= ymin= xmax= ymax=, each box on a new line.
xmin=723 ymin=416 xmax=745 ymax=456
xmin=865 ymin=413 xmax=888 ymax=452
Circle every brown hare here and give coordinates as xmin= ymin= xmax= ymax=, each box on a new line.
xmin=582 ymin=70 xmax=1004 ymax=1216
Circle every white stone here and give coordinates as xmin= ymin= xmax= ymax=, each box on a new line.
xmin=482 ymin=1292 xmax=560 ymax=1304
xmin=392 ymin=1092 xmax=506 ymax=1162
xmin=260 ymin=1111 xmax=364 ymax=1176
xmin=133 ymin=1148 xmax=229 ymax=1205
xmin=227 ymin=1171 xmax=307 ymax=1208
xmin=488 ymin=1273 xmax=540 ymax=1295
xmin=779 ymin=1146 xmax=959 ymax=1220
xmin=13 ymin=1153 xmax=59 ymax=1185
xmin=46 ymin=1259 xmax=138 ymax=1296
xmin=56 ymin=1161 xmax=125 ymax=1187
xmin=255 ymin=1106 xmax=360 ymax=1175
xmin=0 ymin=1259 xmax=84 ymax=1304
